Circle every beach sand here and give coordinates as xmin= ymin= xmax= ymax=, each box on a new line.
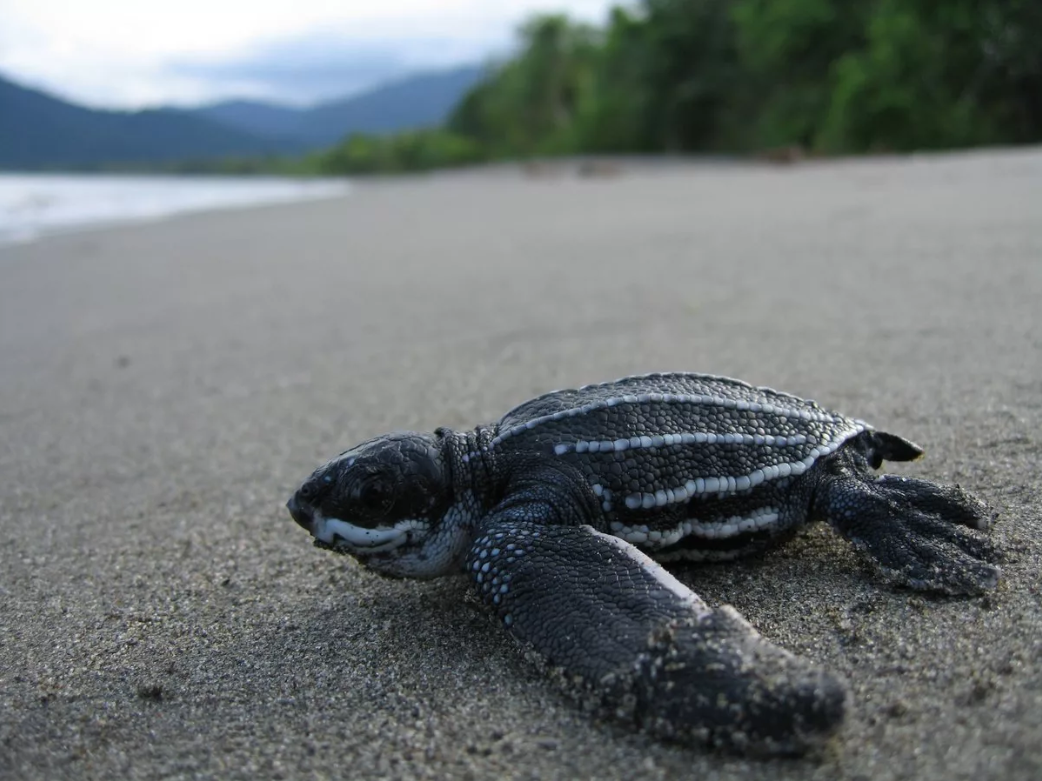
xmin=1 ymin=149 xmax=1040 ymax=780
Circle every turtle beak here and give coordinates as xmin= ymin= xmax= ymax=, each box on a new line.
xmin=286 ymin=494 xmax=313 ymax=532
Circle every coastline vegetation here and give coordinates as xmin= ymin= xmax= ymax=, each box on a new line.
xmin=162 ymin=0 xmax=1042 ymax=177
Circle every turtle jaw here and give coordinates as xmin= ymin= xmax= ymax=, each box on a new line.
xmin=311 ymin=512 xmax=416 ymax=555
xmin=286 ymin=494 xmax=427 ymax=559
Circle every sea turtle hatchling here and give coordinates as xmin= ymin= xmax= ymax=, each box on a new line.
xmin=286 ymin=372 xmax=999 ymax=754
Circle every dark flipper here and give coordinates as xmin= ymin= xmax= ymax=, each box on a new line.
xmin=467 ymin=507 xmax=846 ymax=755
xmin=873 ymin=474 xmax=993 ymax=531
xmin=815 ymin=453 xmax=1000 ymax=595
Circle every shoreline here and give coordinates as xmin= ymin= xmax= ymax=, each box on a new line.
xmin=0 ymin=172 xmax=352 ymax=247
xmin=4 ymin=144 xmax=1038 ymax=248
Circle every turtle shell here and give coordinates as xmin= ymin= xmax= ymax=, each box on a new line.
xmin=490 ymin=372 xmax=868 ymax=513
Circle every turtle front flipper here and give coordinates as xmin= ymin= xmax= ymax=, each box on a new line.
xmin=468 ymin=510 xmax=847 ymax=755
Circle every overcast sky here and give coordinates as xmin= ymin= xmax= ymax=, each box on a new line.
xmin=0 ymin=0 xmax=617 ymax=109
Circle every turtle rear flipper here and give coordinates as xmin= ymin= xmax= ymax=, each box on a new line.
xmin=815 ymin=451 xmax=1001 ymax=594
xmin=467 ymin=510 xmax=847 ymax=755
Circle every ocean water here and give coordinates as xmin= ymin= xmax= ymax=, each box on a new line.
xmin=0 ymin=173 xmax=351 ymax=245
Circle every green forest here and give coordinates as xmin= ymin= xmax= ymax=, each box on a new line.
xmin=311 ymin=0 xmax=1042 ymax=175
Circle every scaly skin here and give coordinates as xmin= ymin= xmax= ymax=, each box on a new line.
xmin=286 ymin=373 xmax=999 ymax=754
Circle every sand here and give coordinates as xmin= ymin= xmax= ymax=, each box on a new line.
xmin=1 ymin=149 xmax=1040 ymax=781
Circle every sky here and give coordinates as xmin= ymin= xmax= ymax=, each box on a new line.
xmin=0 ymin=0 xmax=617 ymax=109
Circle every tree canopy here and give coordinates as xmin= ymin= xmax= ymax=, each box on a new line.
xmin=316 ymin=0 xmax=1042 ymax=174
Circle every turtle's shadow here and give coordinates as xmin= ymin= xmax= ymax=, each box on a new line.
xmin=187 ymin=573 xmax=529 ymax=713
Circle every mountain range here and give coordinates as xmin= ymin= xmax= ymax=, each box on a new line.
xmin=0 ymin=65 xmax=485 ymax=170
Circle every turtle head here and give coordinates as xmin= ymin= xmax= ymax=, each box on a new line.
xmin=287 ymin=432 xmax=472 ymax=579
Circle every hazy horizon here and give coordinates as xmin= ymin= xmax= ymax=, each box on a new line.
xmin=0 ymin=0 xmax=616 ymax=110
xmin=2 ymin=61 xmax=487 ymax=113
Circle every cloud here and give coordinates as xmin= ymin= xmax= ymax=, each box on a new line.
xmin=167 ymin=30 xmax=506 ymax=106
xmin=0 ymin=0 xmax=617 ymax=108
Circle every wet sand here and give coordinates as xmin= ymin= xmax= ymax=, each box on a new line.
xmin=1 ymin=149 xmax=1040 ymax=780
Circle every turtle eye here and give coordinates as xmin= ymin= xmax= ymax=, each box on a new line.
xmin=356 ymin=476 xmax=393 ymax=514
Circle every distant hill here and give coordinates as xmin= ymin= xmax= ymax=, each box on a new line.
xmin=0 ymin=74 xmax=293 ymax=170
xmin=0 ymin=64 xmax=486 ymax=170
xmin=297 ymin=65 xmax=488 ymax=146
xmin=193 ymin=100 xmax=303 ymax=139
xmin=192 ymin=65 xmax=487 ymax=147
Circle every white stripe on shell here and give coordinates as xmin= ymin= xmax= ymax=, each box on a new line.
xmin=611 ymin=427 xmax=862 ymax=509
xmin=610 ymin=506 xmax=781 ymax=548
xmin=492 ymin=389 xmax=854 ymax=450
xmin=502 ymin=372 xmax=813 ymax=418
xmin=555 ymin=431 xmax=817 ymax=456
